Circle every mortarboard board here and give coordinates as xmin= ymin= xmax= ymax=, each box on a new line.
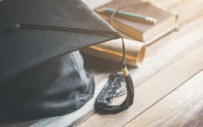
xmin=0 ymin=0 xmax=120 ymax=83
xmin=0 ymin=0 xmax=133 ymax=123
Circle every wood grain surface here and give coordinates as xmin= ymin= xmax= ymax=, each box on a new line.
xmin=124 ymin=71 xmax=203 ymax=127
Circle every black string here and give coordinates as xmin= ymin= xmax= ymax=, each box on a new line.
xmin=121 ymin=37 xmax=126 ymax=67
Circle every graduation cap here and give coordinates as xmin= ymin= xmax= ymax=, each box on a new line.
xmin=0 ymin=0 xmax=134 ymax=123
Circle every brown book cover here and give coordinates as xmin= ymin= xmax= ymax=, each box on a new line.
xmin=95 ymin=0 xmax=178 ymax=41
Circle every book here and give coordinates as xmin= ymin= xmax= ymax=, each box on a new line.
xmin=95 ymin=0 xmax=178 ymax=42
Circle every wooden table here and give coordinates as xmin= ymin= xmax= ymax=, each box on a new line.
xmin=78 ymin=0 xmax=203 ymax=126
xmin=1 ymin=0 xmax=202 ymax=127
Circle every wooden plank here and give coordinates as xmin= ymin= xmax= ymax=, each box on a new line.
xmin=147 ymin=0 xmax=186 ymax=10
xmin=170 ymin=0 xmax=203 ymax=25
xmin=124 ymin=71 xmax=203 ymax=127
xmin=78 ymin=41 xmax=203 ymax=127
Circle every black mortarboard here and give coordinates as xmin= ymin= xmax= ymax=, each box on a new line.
xmin=0 ymin=0 xmax=119 ymax=83
xmin=0 ymin=0 xmax=133 ymax=123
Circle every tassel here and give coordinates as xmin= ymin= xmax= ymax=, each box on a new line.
xmin=95 ymin=70 xmax=134 ymax=114
xmin=95 ymin=38 xmax=134 ymax=114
